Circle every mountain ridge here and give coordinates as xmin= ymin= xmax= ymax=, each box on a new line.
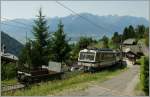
xmin=1 ymin=13 xmax=149 ymax=43
xmin=1 ymin=32 xmax=24 ymax=56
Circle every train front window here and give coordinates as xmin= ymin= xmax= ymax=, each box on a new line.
xmin=79 ymin=52 xmax=95 ymax=61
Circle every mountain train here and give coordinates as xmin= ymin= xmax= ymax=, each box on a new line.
xmin=78 ymin=48 xmax=122 ymax=72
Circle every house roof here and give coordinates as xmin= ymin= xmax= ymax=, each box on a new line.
xmin=123 ymin=38 xmax=137 ymax=45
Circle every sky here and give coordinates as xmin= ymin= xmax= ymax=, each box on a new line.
xmin=1 ymin=1 xmax=149 ymax=20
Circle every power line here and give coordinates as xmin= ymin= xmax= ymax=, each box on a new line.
xmin=55 ymin=1 xmax=110 ymax=37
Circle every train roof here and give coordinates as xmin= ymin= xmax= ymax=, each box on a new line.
xmin=80 ymin=48 xmax=114 ymax=53
xmin=87 ymin=48 xmax=113 ymax=51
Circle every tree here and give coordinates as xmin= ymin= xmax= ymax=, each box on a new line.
xmin=135 ymin=25 xmax=146 ymax=39
xmin=140 ymin=57 xmax=149 ymax=95
xmin=123 ymin=27 xmax=128 ymax=38
xmin=122 ymin=27 xmax=129 ymax=40
xmin=78 ymin=37 xmax=94 ymax=49
xmin=70 ymin=37 xmax=96 ymax=61
xmin=1 ymin=63 xmax=17 ymax=80
xmin=128 ymin=25 xmax=135 ymax=38
xmin=18 ymin=40 xmax=32 ymax=70
xmin=32 ymin=8 xmax=50 ymax=67
xmin=122 ymin=25 xmax=135 ymax=40
xmin=18 ymin=8 xmax=50 ymax=70
xmin=144 ymin=27 xmax=149 ymax=47
xmin=112 ymin=32 xmax=121 ymax=48
xmin=101 ymin=35 xmax=109 ymax=48
xmin=50 ymin=20 xmax=70 ymax=63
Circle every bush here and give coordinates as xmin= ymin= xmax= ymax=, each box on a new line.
xmin=140 ymin=56 xmax=149 ymax=95
xmin=1 ymin=63 xmax=17 ymax=80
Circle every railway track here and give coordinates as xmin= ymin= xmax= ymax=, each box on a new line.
xmin=1 ymin=71 xmax=79 ymax=93
xmin=1 ymin=83 xmax=25 ymax=93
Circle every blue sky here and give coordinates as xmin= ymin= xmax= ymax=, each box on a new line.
xmin=1 ymin=1 xmax=149 ymax=20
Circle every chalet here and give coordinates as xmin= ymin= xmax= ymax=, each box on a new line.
xmin=122 ymin=38 xmax=143 ymax=64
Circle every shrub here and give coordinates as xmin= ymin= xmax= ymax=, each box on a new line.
xmin=140 ymin=56 xmax=149 ymax=95
xmin=1 ymin=63 xmax=17 ymax=80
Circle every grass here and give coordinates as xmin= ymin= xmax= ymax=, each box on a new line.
xmin=134 ymin=56 xmax=149 ymax=96
xmin=1 ymin=78 xmax=18 ymax=85
xmin=2 ymin=65 xmax=128 ymax=96
xmin=135 ymin=56 xmax=144 ymax=65
xmin=134 ymin=81 xmax=145 ymax=96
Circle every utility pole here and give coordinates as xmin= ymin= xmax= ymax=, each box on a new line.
xmin=26 ymin=32 xmax=27 ymax=43
xmin=120 ymin=34 xmax=123 ymax=65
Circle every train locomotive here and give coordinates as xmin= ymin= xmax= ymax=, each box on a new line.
xmin=78 ymin=48 xmax=122 ymax=72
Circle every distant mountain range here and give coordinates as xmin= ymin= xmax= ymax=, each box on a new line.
xmin=1 ymin=32 xmax=23 ymax=56
xmin=1 ymin=13 xmax=149 ymax=43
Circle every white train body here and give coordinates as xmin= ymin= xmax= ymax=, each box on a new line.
xmin=78 ymin=48 xmax=121 ymax=71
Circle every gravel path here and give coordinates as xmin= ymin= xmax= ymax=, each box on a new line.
xmin=56 ymin=65 xmax=140 ymax=96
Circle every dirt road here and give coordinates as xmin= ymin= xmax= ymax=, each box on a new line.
xmin=56 ymin=65 xmax=140 ymax=96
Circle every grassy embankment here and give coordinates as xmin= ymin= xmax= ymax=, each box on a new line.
xmin=2 ymin=64 xmax=128 ymax=96
xmin=134 ymin=56 xmax=149 ymax=96
xmin=134 ymin=57 xmax=144 ymax=96
xmin=134 ymin=81 xmax=145 ymax=96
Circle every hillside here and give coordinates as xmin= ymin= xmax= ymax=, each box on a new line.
xmin=1 ymin=31 xmax=24 ymax=56
xmin=1 ymin=13 xmax=149 ymax=43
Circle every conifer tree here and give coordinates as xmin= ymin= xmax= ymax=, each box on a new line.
xmin=112 ymin=32 xmax=122 ymax=48
xmin=122 ymin=27 xmax=129 ymax=40
xmin=128 ymin=25 xmax=135 ymax=38
xmin=123 ymin=25 xmax=135 ymax=40
xmin=50 ymin=20 xmax=70 ymax=63
xmin=136 ymin=25 xmax=146 ymax=39
xmin=18 ymin=40 xmax=32 ymax=70
xmin=32 ymin=8 xmax=50 ymax=67
xmin=19 ymin=8 xmax=50 ymax=69
xmin=101 ymin=35 xmax=109 ymax=48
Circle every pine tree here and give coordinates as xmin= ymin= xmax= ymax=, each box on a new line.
xmin=32 ymin=8 xmax=50 ymax=67
xmin=50 ymin=20 xmax=70 ymax=63
xmin=145 ymin=27 xmax=149 ymax=47
xmin=101 ymin=35 xmax=109 ymax=48
xmin=128 ymin=25 xmax=135 ymax=38
xmin=122 ymin=27 xmax=129 ymax=40
xmin=112 ymin=32 xmax=121 ymax=48
xmin=18 ymin=40 xmax=32 ymax=70
xmin=136 ymin=25 xmax=146 ymax=39
xmin=122 ymin=25 xmax=135 ymax=40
